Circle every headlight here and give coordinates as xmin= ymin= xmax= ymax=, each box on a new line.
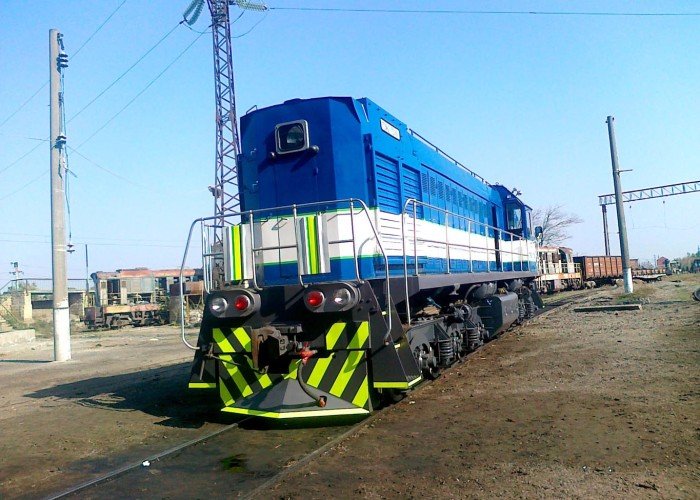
xmin=303 ymin=284 xmax=359 ymax=312
xmin=209 ymin=296 xmax=228 ymax=316
xmin=333 ymin=288 xmax=352 ymax=306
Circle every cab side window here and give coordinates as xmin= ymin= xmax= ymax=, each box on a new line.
xmin=506 ymin=203 xmax=522 ymax=231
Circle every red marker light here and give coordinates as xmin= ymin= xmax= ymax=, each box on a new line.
xmin=305 ymin=290 xmax=325 ymax=308
xmin=234 ymin=295 xmax=251 ymax=311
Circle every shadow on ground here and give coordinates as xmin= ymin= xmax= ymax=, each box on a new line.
xmin=24 ymin=362 xmax=226 ymax=428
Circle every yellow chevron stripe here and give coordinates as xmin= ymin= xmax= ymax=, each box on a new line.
xmin=213 ymin=328 xmax=235 ymax=353
xmin=188 ymin=382 xmax=217 ymax=389
xmin=307 ymin=354 xmax=333 ymax=387
xmin=325 ymin=322 xmax=346 ymax=350
xmin=219 ymin=375 xmax=234 ymax=405
xmin=284 ymin=360 xmax=300 ymax=380
xmin=330 ymin=350 xmax=363 ymax=397
xmin=347 ymin=321 xmax=369 ymax=349
xmin=220 ymin=354 xmax=253 ymax=397
xmin=373 ymin=376 xmax=422 ymax=389
xmin=351 ymin=376 xmax=369 ymax=408
xmin=221 ymin=407 xmax=369 ymax=419
xmin=243 ymin=358 xmax=273 ymax=389
xmin=233 ymin=327 xmax=252 ymax=352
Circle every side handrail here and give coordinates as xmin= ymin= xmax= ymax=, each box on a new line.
xmin=401 ymin=198 xmax=532 ymax=272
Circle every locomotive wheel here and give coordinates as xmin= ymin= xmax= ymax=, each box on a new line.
xmin=414 ymin=344 xmax=440 ymax=380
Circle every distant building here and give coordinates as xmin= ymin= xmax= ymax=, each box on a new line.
xmin=656 ymin=256 xmax=670 ymax=269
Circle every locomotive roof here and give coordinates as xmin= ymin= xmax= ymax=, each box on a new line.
xmin=244 ymin=96 xmax=532 ymax=209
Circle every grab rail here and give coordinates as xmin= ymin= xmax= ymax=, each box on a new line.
xmin=401 ymin=198 xmax=537 ymax=325
xmin=179 ymin=198 xmax=393 ymax=350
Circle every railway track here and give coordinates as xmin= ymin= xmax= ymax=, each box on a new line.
xmin=46 ymin=289 xmax=595 ymax=499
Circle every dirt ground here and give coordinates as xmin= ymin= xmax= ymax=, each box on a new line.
xmin=1 ymin=277 xmax=697 ymax=499
xmin=0 ymin=324 xmax=228 ymax=499
xmin=269 ymin=275 xmax=700 ymax=499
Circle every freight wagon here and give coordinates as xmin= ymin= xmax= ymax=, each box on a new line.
xmin=573 ymin=256 xmax=667 ymax=284
xmin=573 ymin=256 xmax=623 ymax=283
xmin=85 ymin=268 xmax=201 ymax=328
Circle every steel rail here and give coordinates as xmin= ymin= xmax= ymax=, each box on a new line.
xmin=46 ymin=417 xmax=254 ymax=500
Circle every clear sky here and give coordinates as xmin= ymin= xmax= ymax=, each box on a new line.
xmin=0 ymin=0 xmax=698 ymax=285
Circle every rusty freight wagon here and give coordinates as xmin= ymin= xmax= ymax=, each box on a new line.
xmin=573 ymin=256 xmax=623 ymax=282
xmin=85 ymin=268 xmax=202 ymax=328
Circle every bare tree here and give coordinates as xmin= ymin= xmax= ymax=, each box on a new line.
xmin=532 ymin=205 xmax=583 ymax=246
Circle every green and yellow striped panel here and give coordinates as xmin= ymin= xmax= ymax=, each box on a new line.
xmin=229 ymin=225 xmax=244 ymax=281
xmin=218 ymin=354 xmax=279 ymax=406
xmin=304 ymin=351 xmax=370 ymax=410
xmin=213 ymin=327 xmax=252 ymax=353
xmin=325 ymin=321 xmax=370 ymax=351
xmin=300 ymin=215 xmax=329 ymax=275
xmin=225 ymin=224 xmax=254 ymax=282
xmin=216 ymin=351 xmax=370 ymax=411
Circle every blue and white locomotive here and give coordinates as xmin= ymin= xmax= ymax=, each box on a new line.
xmin=184 ymin=97 xmax=540 ymax=419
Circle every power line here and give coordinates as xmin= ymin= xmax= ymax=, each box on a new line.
xmin=72 ymin=0 xmax=128 ymax=59
xmin=233 ymin=10 xmax=268 ymax=38
xmin=0 ymin=144 xmax=140 ymax=202
xmin=67 ymin=20 xmax=184 ymax=124
xmin=268 ymin=6 xmax=700 ymax=17
xmin=0 ymin=170 xmax=48 ymax=203
xmin=66 ymin=146 xmax=146 ymax=187
xmin=0 ymin=0 xmax=129 ymax=130
xmin=0 ymin=84 xmax=49 ymax=130
xmin=0 ymin=20 xmax=193 ymax=179
xmin=0 ymin=142 xmax=44 ymax=176
xmin=0 ymin=231 xmax=181 ymax=244
xmin=76 ymin=29 xmax=208 ymax=148
xmin=0 ymin=238 xmax=182 ymax=249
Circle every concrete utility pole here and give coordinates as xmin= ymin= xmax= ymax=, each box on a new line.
xmin=601 ymin=205 xmax=610 ymax=256
xmin=50 ymin=29 xmax=71 ymax=361
xmin=9 ymin=262 xmax=23 ymax=290
xmin=84 ymin=244 xmax=90 ymax=294
xmin=606 ymin=116 xmax=633 ymax=294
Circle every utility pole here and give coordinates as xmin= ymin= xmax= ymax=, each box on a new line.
xmin=50 ymin=29 xmax=71 ymax=361
xmin=84 ymin=244 xmax=90 ymax=294
xmin=9 ymin=262 xmax=23 ymax=291
xmin=606 ymin=116 xmax=633 ymax=294
xmin=601 ymin=205 xmax=610 ymax=256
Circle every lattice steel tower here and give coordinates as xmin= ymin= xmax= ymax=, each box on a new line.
xmin=207 ymin=0 xmax=240 ymax=233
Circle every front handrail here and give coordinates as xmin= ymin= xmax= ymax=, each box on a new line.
xmin=179 ymin=198 xmax=393 ymax=351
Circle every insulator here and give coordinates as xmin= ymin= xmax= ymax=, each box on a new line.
xmin=57 ymin=52 xmax=69 ymax=69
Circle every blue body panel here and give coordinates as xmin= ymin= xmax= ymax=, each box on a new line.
xmin=238 ymin=97 xmax=535 ymax=285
